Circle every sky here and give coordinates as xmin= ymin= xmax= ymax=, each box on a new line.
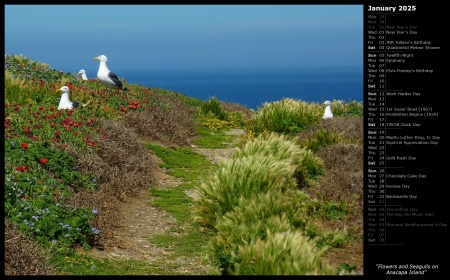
xmin=5 ymin=4 xmax=363 ymax=75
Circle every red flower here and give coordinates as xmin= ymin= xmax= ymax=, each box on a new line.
xmin=24 ymin=195 xmax=29 ymax=200
xmin=88 ymin=142 xmax=94 ymax=147
xmin=54 ymin=131 xmax=60 ymax=136
xmin=15 ymin=165 xmax=29 ymax=172
xmin=40 ymin=158 xmax=48 ymax=165
xmin=21 ymin=142 xmax=28 ymax=149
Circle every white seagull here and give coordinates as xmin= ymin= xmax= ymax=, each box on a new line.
xmin=322 ymin=100 xmax=333 ymax=119
xmin=76 ymin=69 xmax=88 ymax=80
xmin=56 ymin=86 xmax=89 ymax=110
xmin=93 ymin=55 xmax=128 ymax=91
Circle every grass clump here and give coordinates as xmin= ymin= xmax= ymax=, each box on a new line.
xmin=196 ymin=96 xmax=246 ymax=130
xmin=234 ymin=230 xmax=336 ymax=275
xmin=245 ymin=98 xmax=363 ymax=138
xmin=194 ymin=153 xmax=298 ymax=229
xmin=235 ymin=132 xmax=325 ymax=188
xmin=300 ymin=129 xmax=342 ymax=152
xmin=212 ymin=189 xmax=318 ymax=273
xmin=245 ymin=98 xmax=322 ymax=136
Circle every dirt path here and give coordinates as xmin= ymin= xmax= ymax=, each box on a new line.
xmin=86 ymin=129 xmax=245 ymax=275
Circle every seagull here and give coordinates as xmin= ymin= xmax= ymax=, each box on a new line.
xmin=322 ymin=100 xmax=333 ymax=119
xmin=56 ymin=86 xmax=89 ymax=110
xmin=76 ymin=69 xmax=88 ymax=80
xmin=93 ymin=55 xmax=128 ymax=91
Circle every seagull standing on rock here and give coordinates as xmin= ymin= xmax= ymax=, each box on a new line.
xmin=94 ymin=55 xmax=128 ymax=91
xmin=322 ymin=100 xmax=333 ymax=119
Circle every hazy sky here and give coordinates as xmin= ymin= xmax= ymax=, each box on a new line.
xmin=5 ymin=4 xmax=363 ymax=75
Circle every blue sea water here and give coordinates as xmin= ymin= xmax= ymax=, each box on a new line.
xmin=123 ymin=66 xmax=363 ymax=110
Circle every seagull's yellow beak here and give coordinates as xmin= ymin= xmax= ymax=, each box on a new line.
xmin=56 ymin=89 xmax=62 ymax=93
xmin=94 ymin=57 xmax=99 ymax=61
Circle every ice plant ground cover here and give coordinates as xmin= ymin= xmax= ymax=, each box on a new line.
xmin=4 ymin=54 xmax=364 ymax=275
xmin=4 ymin=54 xmax=206 ymax=256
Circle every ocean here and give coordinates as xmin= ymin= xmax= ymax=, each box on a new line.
xmin=124 ymin=66 xmax=363 ymax=110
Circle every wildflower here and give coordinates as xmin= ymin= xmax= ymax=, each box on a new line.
xmin=40 ymin=158 xmax=48 ymax=165
xmin=92 ymin=209 xmax=98 ymax=215
xmin=65 ymin=234 xmax=71 ymax=237
xmin=15 ymin=166 xmax=29 ymax=172
xmin=88 ymin=142 xmax=94 ymax=147
xmin=21 ymin=142 xmax=28 ymax=149
xmin=92 ymin=228 xmax=100 ymax=235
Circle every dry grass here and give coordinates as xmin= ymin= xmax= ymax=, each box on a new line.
xmin=220 ymin=101 xmax=253 ymax=120
xmin=122 ymin=93 xmax=198 ymax=146
xmin=63 ymin=119 xmax=158 ymax=247
xmin=4 ymin=221 xmax=60 ymax=276
xmin=298 ymin=116 xmax=363 ymax=143
xmin=297 ymin=116 xmax=364 ymax=273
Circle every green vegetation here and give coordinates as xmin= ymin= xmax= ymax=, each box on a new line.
xmin=4 ymin=53 xmax=363 ymax=276
xmin=245 ymin=97 xmax=363 ymax=138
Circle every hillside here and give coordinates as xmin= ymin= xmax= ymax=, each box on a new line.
xmin=4 ymin=54 xmax=364 ymax=275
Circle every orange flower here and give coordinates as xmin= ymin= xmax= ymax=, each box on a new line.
xmin=40 ymin=158 xmax=48 ymax=165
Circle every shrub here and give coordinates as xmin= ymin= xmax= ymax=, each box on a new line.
xmin=235 ymin=132 xmax=325 ymax=188
xmin=212 ymin=189 xmax=319 ymax=274
xmin=4 ymin=221 xmax=60 ymax=275
xmin=197 ymin=97 xmax=246 ymax=130
xmin=194 ymin=154 xmax=298 ymax=229
xmin=232 ymin=230 xmax=336 ymax=275
xmin=299 ymin=129 xmax=342 ymax=152
xmin=297 ymin=149 xmax=326 ymax=188
xmin=200 ymin=96 xmax=228 ymax=121
xmin=328 ymin=100 xmax=364 ymax=117
xmin=245 ymin=98 xmax=322 ymax=135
